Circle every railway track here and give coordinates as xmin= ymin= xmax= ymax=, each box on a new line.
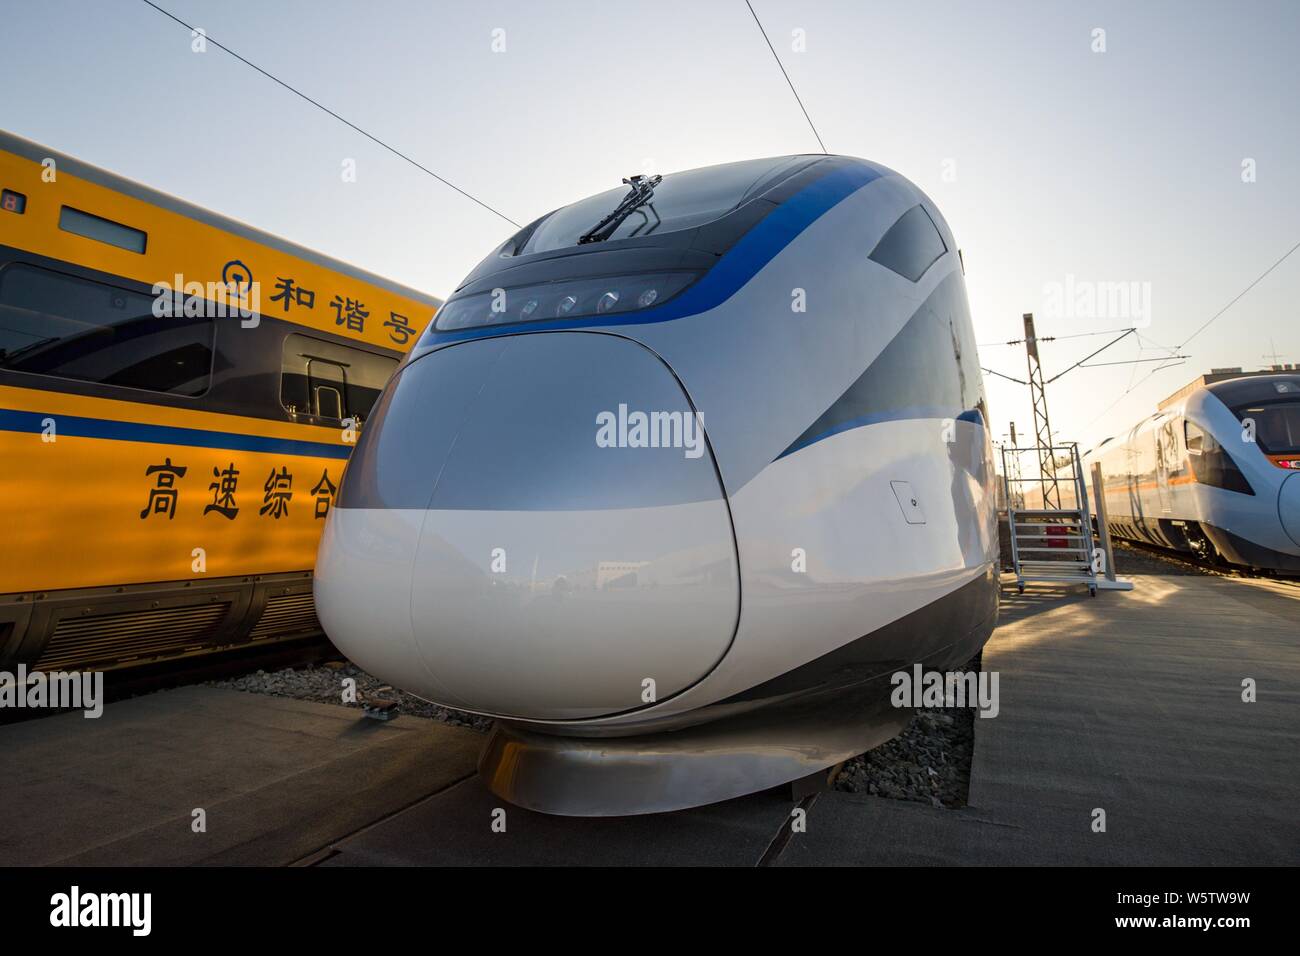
xmin=1112 ymin=537 xmax=1300 ymax=586
xmin=0 ymin=633 xmax=339 ymax=725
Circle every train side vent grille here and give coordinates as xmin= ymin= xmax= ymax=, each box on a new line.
xmin=249 ymin=592 xmax=322 ymax=640
xmin=36 ymin=603 xmax=231 ymax=671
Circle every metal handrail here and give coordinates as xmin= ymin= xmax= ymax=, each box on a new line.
xmin=1000 ymin=442 xmax=1100 ymax=595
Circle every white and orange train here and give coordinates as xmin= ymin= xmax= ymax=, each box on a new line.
xmin=1085 ymin=371 xmax=1300 ymax=574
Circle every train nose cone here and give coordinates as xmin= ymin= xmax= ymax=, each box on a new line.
xmin=1280 ymin=472 xmax=1300 ymax=548
xmin=315 ymin=332 xmax=739 ymax=720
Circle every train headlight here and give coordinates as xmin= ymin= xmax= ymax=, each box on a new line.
xmin=433 ymin=272 xmax=698 ymax=331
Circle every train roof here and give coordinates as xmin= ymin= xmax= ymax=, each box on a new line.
xmin=1158 ymin=367 xmax=1300 ymax=410
xmin=451 ymin=154 xmax=854 ymax=295
xmin=1088 ymin=371 xmax=1300 ymax=457
xmin=1205 ymin=372 xmax=1300 ymax=407
xmin=0 ymin=129 xmax=441 ymax=307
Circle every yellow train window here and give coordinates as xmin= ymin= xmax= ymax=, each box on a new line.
xmin=58 ymin=206 xmax=147 ymax=254
xmin=0 ymin=262 xmax=213 ymax=395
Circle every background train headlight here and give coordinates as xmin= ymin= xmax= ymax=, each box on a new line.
xmin=432 ymin=272 xmax=698 ymax=331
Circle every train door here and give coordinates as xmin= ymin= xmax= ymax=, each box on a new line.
xmin=1125 ymin=426 xmax=1144 ymax=524
xmin=306 ymin=356 xmax=348 ymax=420
xmin=1154 ymin=417 xmax=1176 ymax=514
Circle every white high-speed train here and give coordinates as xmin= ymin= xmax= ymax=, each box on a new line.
xmin=1086 ymin=372 xmax=1300 ymax=574
xmin=315 ymin=155 xmax=999 ymax=815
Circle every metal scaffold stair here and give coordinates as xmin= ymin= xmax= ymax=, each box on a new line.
xmin=1001 ymin=443 xmax=1101 ymax=596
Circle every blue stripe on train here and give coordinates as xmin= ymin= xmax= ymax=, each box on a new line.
xmin=0 ymin=408 xmax=353 ymax=459
xmin=777 ymin=406 xmax=986 ymax=460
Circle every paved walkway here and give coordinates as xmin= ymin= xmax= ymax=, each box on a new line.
xmin=0 ymin=687 xmax=481 ymax=865
xmin=779 ymin=573 xmax=1300 ymax=865
xmin=4 ymin=572 xmax=1295 ymax=865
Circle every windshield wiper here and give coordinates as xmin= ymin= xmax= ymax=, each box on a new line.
xmin=578 ymin=174 xmax=662 ymax=244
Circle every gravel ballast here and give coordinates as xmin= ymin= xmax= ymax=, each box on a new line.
xmin=1111 ymin=539 xmax=1215 ymax=576
xmin=833 ymin=655 xmax=981 ymax=808
xmin=209 ymin=662 xmax=493 ymax=732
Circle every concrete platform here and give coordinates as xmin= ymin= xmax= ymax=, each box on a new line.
xmin=319 ymin=775 xmax=794 ymax=866
xmin=0 ymin=687 xmax=482 ymax=865
xmin=779 ymin=573 xmax=1300 ymax=865
xmin=0 ymin=682 xmax=798 ymax=868
xmin=3 ymin=570 xmax=1294 ymax=867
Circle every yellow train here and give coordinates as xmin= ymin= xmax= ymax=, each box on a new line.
xmin=0 ymin=131 xmax=441 ymax=671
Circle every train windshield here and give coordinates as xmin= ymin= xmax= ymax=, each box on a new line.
xmin=520 ymin=156 xmax=806 ymax=255
xmin=1235 ymin=401 xmax=1300 ymax=454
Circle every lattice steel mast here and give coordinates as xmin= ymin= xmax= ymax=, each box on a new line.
xmin=1023 ymin=313 xmax=1061 ymax=509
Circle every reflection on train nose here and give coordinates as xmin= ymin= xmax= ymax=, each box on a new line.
xmin=408 ymin=500 xmax=738 ymax=720
xmin=315 ymin=332 xmax=739 ymax=721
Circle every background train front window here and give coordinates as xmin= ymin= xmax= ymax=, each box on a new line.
xmin=0 ymin=262 xmax=213 ymax=395
xmin=1235 ymin=402 xmax=1300 ymax=454
xmin=1184 ymin=420 xmax=1254 ymax=495
xmin=280 ymin=332 xmax=398 ymax=423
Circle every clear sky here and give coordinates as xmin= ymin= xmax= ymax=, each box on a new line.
xmin=4 ymin=0 xmax=1297 ymax=449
